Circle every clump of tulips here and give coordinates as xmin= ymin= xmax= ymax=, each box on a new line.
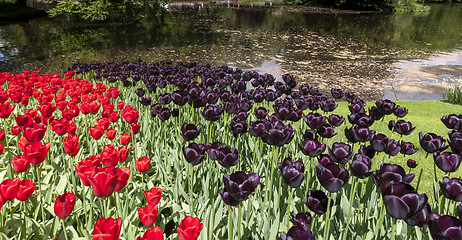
xmin=2 ymin=59 xmax=462 ymax=239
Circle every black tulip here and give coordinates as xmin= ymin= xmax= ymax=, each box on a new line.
xmin=180 ymin=123 xmax=201 ymax=141
xmin=442 ymin=114 xmax=462 ymax=130
xmin=331 ymin=88 xmax=344 ymax=99
xmin=433 ymin=152 xmax=462 ymax=173
xmin=291 ymin=212 xmax=312 ymax=231
xmin=440 ymin=177 xmax=462 ymax=202
xmin=328 ymin=114 xmax=345 ymax=127
xmin=407 ymin=159 xmax=418 ymax=169
xmin=277 ymin=158 xmax=305 ymax=188
xmin=429 ymin=214 xmax=462 ymax=240
xmin=304 ymin=113 xmax=326 ymax=130
xmin=400 ymin=141 xmax=419 ymax=155
xmin=394 ymin=105 xmax=408 ymax=118
xmin=182 ymin=143 xmax=206 ymax=165
xmin=299 ymin=138 xmax=326 ymax=157
xmin=207 ymin=143 xmax=240 ymax=168
xmin=254 ymin=107 xmax=269 ymax=119
xmin=382 ymin=181 xmax=428 ymax=220
xmin=219 ymin=189 xmax=240 ymax=206
xmin=373 ymin=163 xmax=415 ymax=187
xmin=350 ymin=153 xmax=372 ymax=179
xmin=328 ymin=142 xmax=353 ymax=164
xmin=280 ymin=226 xmax=314 ymax=240
xmin=302 ymin=190 xmax=330 ymax=215
xmin=201 ymin=104 xmax=223 ymax=121
xmin=223 ymin=172 xmax=260 ymax=201
xmin=316 ymin=163 xmax=349 ymax=193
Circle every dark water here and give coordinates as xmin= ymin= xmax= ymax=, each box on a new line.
xmin=1 ymin=3 xmax=462 ymax=100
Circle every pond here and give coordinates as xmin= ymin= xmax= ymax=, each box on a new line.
xmin=1 ymin=2 xmax=462 ymax=100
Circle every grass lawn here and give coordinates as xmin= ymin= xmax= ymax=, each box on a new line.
xmin=331 ymin=100 xmax=462 ymax=197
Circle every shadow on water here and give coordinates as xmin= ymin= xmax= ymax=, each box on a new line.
xmin=1 ymin=3 xmax=462 ymax=100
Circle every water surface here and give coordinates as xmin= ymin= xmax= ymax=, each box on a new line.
xmin=1 ymin=3 xmax=462 ymax=100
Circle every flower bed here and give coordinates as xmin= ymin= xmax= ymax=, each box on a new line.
xmin=0 ymin=60 xmax=462 ymax=239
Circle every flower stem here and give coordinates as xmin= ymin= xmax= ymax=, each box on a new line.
xmin=238 ymin=202 xmax=242 ymax=239
xmin=228 ymin=206 xmax=233 ymax=240
xmin=323 ymin=192 xmax=333 ymax=240
xmin=341 ymin=178 xmax=358 ymax=240
xmin=390 ymin=218 xmax=397 ymax=240
xmin=374 ymin=202 xmax=386 ymax=240
xmin=189 ymin=164 xmax=194 ymax=216
xmin=61 ymin=219 xmax=69 ymax=240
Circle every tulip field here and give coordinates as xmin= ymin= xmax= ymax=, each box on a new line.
xmin=1 ymin=60 xmax=462 ymax=239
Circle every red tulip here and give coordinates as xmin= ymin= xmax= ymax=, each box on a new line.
xmin=12 ymin=155 xmax=29 ymax=173
xmin=131 ymin=123 xmax=141 ymax=135
xmin=136 ymin=156 xmax=150 ymax=173
xmin=120 ymin=133 xmax=131 ymax=146
xmin=114 ymin=167 xmax=130 ymax=192
xmin=137 ymin=226 xmax=164 ymax=240
xmin=109 ymin=111 xmax=119 ymax=122
xmin=118 ymin=147 xmax=129 ymax=162
xmin=0 ymin=130 xmax=5 ymax=142
xmin=24 ymin=141 xmax=51 ymax=165
xmin=68 ymin=121 xmax=77 ymax=135
xmin=17 ymin=136 xmax=28 ymax=153
xmin=0 ymin=102 xmax=15 ymax=118
xmin=92 ymin=217 xmax=122 ymax=240
xmin=177 ymin=216 xmax=203 ymax=240
xmin=38 ymin=102 xmax=56 ymax=118
xmin=0 ymin=144 xmax=4 ymax=155
xmin=117 ymin=102 xmax=125 ymax=110
xmin=51 ymin=118 xmax=69 ymax=136
xmin=0 ymin=191 xmax=4 ymax=211
xmin=16 ymin=179 xmax=36 ymax=201
xmin=75 ymin=162 xmax=96 ymax=186
xmin=106 ymin=128 xmax=116 ymax=140
xmin=121 ymin=105 xmax=139 ymax=124
xmin=144 ymin=187 xmax=162 ymax=206
xmin=0 ymin=178 xmax=19 ymax=200
xmin=23 ymin=124 xmax=46 ymax=143
xmin=89 ymin=125 xmax=105 ymax=140
xmin=15 ymin=114 xmax=32 ymax=127
xmin=101 ymin=145 xmax=120 ymax=167
xmin=63 ymin=134 xmax=80 ymax=157
xmin=97 ymin=118 xmax=110 ymax=131
xmin=54 ymin=191 xmax=75 ymax=219
xmin=138 ymin=204 xmax=159 ymax=227
xmin=11 ymin=126 xmax=21 ymax=135
xmin=88 ymin=167 xmax=118 ymax=198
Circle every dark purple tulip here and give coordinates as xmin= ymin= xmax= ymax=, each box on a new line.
xmin=282 ymin=74 xmax=297 ymax=88
xmin=274 ymin=106 xmax=291 ymax=121
xmin=223 ymin=172 xmax=260 ymax=201
xmin=318 ymin=124 xmax=337 ymax=138
xmin=180 ymin=124 xmax=201 ymax=141
xmin=331 ymin=88 xmax=344 ymax=99
xmin=291 ymin=91 xmax=301 ymax=99
xmin=321 ymin=100 xmax=338 ymax=112
xmin=390 ymin=120 xmax=415 ymax=135
xmin=171 ymin=90 xmax=188 ymax=106
xmin=345 ymin=92 xmax=357 ymax=103
xmin=235 ymin=111 xmax=248 ymax=121
xmin=254 ymin=107 xmax=269 ymax=119
xmin=260 ymin=120 xmax=294 ymax=147
xmin=172 ymin=108 xmax=179 ymax=117
xmin=303 ymin=190 xmax=330 ymax=215
xmin=350 ymin=153 xmax=372 ymax=179
xmin=299 ymin=84 xmax=311 ymax=95
xmin=308 ymin=100 xmax=320 ymax=111
xmin=224 ymin=102 xmax=238 ymax=114
xmin=359 ymin=145 xmax=376 ymax=159
xmin=295 ymin=97 xmax=309 ymax=110
xmin=249 ymin=121 xmax=267 ymax=137
xmin=206 ymin=92 xmax=219 ymax=104
xmin=429 ymin=214 xmax=462 ymax=240
xmin=303 ymin=113 xmax=326 ymax=130
xmin=303 ymin=129 xmax=315 ymax=140
xmin=207 ymin=143 xmax=240 ymax=168
xmin=182 ymin=143 xmax=206 ymax=165
xmin=442 ymin=114 xmax=462 ymax=130
xmin=328 ymin=142 xmax=353 ymax=164
xmin=288 ymin=109 xmax=303 ymax=122
xmin=407 ymin=159 xmax=418 ymax=169
xmin=370 ymin=133 xmax=390 ymax=152
xmin=299 ymin=138 xmax=326 ymax=157
xmin=228 ymin=118 xmax=248 ymax=138
xmin=345 ymin=126 xmax=374 ymax=143
xmin=348 ymin=113 xmax=375 ymax=128
xmin=419 ymin=133 xmax=448 ymax=153
xmin=316 ymin=163 xmax=349 ymax=192
xmin=400 ymin=141 xmax=419 ymax=155
xmin=277 ymin=158 xmax=305 ymax=188
xmin=348 ymin=102 xmax=366 ymax=114
xmin=201 ymin=104 xmax=223 ymax=122
xmin=159 ymin=93 xmax=172 ymax=105
xmin=434 ymin=152 xmax=462 ymax=173
xmin=318 ymin=154 xmax=333 ymax=166
xmin=405 ymin=203 xmax=431 ymax=227
xmin=369 ymin=106 xmax=384 ymax=120
xmin=373 ymin=163 xmax=415 ymax=187
xmin=135 ymin=88 xmax=146 ymax=97
xmin=291 ymin=212 xmax=312 ymax=231
xmin=158 ymin=108 xmax=171 ymax=122
xmin=238 ymin=99 xmax=253 ymax=112
xmin=328 ymin=114 xmax=345 ymax=127
xmin=384 ymin=139 xmax=401 ymax=156
xmin=382 ymin=181 xmax=428 ymax=220
xmin=440 ymin=177 xmax=462 ymax=202
xmin=139 ymin=96 xmax=152 ymax=106
xmin=219 ymin=189 xmax=240 ymax=206
xmin=449 ymin=130 xmax=462 ymax=155
xmin=280 ymin=226 xmax=314 ymax=240
xmin=394 ymin=105 xmax=408 ymax=118
xmin=376 ymin=99 xmax=396 ymax=115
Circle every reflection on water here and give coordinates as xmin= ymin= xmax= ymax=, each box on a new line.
xmin=1 ymin=3 xmax=462 ymax=100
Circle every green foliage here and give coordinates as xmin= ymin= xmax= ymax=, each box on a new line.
xmin=443 ymin=76 xmax=462 ymax=105
xmin=46 ymin=0 xmax=167 ymax=21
